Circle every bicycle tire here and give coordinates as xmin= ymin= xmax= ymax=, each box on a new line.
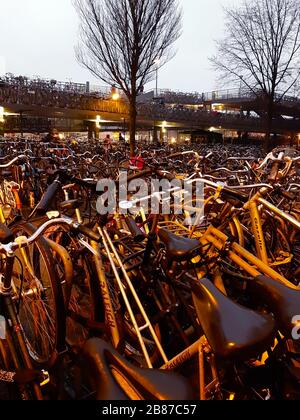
xmin=10 ymin=222 xmax=66 ymax=367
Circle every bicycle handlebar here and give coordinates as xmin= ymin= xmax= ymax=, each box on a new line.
xmin=168 ymin=151 xmax=212 ymax=161
xmin=209 ymin=167 xmax=249 ymax=175
xmin=0 ymin=155 xmax=28 ymax=169
xmin=0 ymin=216 xmax=101 ymax=255
xmin=257 ymin=151 xmax=300 ymax=170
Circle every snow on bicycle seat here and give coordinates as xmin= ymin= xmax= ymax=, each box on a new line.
xmin=158 ymin=229 xmax=200 ymax=262
xmin=82 ymin=338 xmax=195 ymax=401
xmin=191 ymin=278 xmax=277 ymax=361
xmin=248 ymin=276 xmax=300 ymax=339
xmin=0 ymin=223 xmax=14 ymax=245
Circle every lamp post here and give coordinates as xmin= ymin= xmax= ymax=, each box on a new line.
xmin=154 ymin=59 xmax=160 ymax=98
xmin=123 ymin=117 xmax=126 ymax=141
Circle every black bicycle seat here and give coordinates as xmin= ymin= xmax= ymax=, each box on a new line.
xmin=158 ymin=229 xmax=200 ymax=262
xmin=0 ymin=223 xmax=14 ymax=244
xmin=191 ymin=278 xmax=277 ymax=361
xmin=248 ymin=276 xmax=300 ymax=339
xmin=81 ymin=338 xmax=195 ymax=400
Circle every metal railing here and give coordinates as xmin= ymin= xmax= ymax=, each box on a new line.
xmin=0 ymin=74 xmax=110 ymax=98
xmin=146 ymin=87 xmax=300 ymax=105
xmin=137 ymin=103 xmax=300 ymax=131
xmin=0 ymin=74 xmax=128 ymax=115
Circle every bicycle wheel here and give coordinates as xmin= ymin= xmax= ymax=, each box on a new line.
xmin=10 ymin=222 xmax=66 ymax=366
xmin=44 ymin=226 xmax=103 ymax=347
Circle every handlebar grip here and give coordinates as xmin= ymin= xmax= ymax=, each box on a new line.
xmin=124 ymin=217 xmax=145 ymax=242
xmin=75 ymin=224 xmax=101 ymax=242
xmin=155 ymin=170 xmax=175 ymax=182
xmin=36 ymin=180 xmax=61 ymax=215
xmin=268 ymin=162 xmax=280 ymax=182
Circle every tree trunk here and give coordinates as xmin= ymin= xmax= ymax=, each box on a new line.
xmin=264 ymin=98 xmax=274 ymax=153
xmin=129 ymin=99 xmax=137 ymax=156
xmin=264 ymin=117 xmax=272 ymax=153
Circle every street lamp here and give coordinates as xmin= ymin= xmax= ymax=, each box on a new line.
xmin=96 ymin=115 xmax=101 ymax=129
xmin=111 ymin=86 xmax=120 ymax=101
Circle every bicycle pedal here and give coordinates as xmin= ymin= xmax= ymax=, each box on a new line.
xmin=40 ymin=370 xmax=50 ymax=387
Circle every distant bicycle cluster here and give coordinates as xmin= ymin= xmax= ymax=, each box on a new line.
xmin=0 ymin=136 xmax=300 ymax=400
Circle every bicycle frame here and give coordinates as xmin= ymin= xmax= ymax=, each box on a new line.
xmin=98 ymin=226 xmax=169 ymax=368
xmin=243 ymin=188 xmax=300 ymax=266
xmin=160 ymin=335 xmax=220 ymax=400
xmin=200 ymin=225 xmax=297 ymax=288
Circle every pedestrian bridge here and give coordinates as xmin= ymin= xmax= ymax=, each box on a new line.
xmin=1 ymin=75 xmax=300 ymax=134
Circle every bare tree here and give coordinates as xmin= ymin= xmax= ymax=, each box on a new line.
xmin=74 ymin=0 xmax=182 ymax=154
xmin=211 ymin=0 xmax=300 ymax=150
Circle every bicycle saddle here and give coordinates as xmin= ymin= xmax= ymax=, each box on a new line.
xmin=82 ymin=338 xmax=195 ymax=401
xmin=158 ymin=229 xmax=200 ymax=262
xmin=60 ymin=199 xmax=83 ymax=211
xmin=0 ymin=223 xmax=14 ymax=244
xmin=248 ymin=276 xmax=300 ymax=339
xmin=191 ymin=278 xmax=276 ymax=361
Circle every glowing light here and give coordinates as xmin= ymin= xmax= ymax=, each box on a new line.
xmin=171 ymin=138 xmax=177 ymax=144
xmin=212 ymin=103 xmax=224 ymax=111
xmin=162 ymin=121 xmax=167 ymax=128
xmin=96 ymin=115 xmax=101 ymax=129
xmin=111 ymin=87 xmax=120 ymax=101
xmin=212 ymin=103 xmax=224 ymax=108
xmin=58 ymin=133 xmax=65 ymax=140
xmin=0 ymin=107 xmax=4 ymax=123
xmin=112 ymin=92 xmax=120 ymax=101
xmin=209 ymin=127 xmax=216 ymax=132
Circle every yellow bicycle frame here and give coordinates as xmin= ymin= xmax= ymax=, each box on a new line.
xmin=234 ymin=187 xmax=300 ymax=266
xmin=200 ymin=225 xmax=298 ymax=288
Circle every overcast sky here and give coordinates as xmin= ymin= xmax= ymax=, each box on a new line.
xmin=0 ymin=0 xmax=241 ymax=93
